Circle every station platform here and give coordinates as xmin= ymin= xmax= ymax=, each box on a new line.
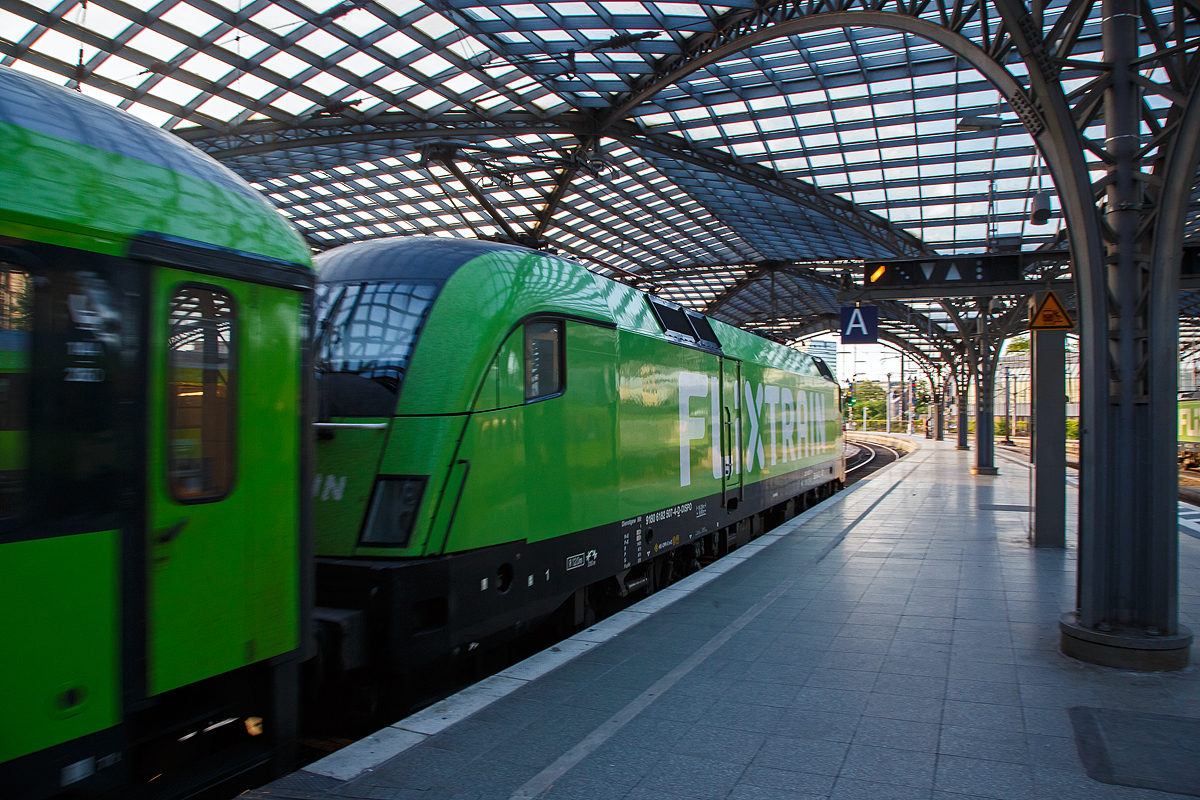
xmin=251 ymin=438 xmax=1200 ymax=800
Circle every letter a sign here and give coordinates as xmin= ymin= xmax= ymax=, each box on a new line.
xmin=840 ymin=305 xmax=879 ymax=344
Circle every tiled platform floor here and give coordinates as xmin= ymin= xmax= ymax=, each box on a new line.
xmin=261 ymin=438 xmax=1200 ymax=800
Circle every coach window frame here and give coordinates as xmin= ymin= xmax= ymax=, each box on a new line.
xmin=165 ymin=281 xmax=238 ymax=505
xmin=0 ymin=247 xmax=32 ymax=530
xmin=523 ymin=317 xmax=565 ymax=403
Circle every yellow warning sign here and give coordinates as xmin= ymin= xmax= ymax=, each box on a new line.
xmin=1029 ymin=290 xmax=1074 ymax=330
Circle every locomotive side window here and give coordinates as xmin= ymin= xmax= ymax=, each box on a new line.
xmin=168 ymin=286 xmax=235 ymax=501
xmin=0 ymin=261 xmax=30 ymax=519
xmin=524 ymin=320 xmax=562 ymax=401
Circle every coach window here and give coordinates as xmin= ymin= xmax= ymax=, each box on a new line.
xmin=168 ymin=286 xmax=235 ymax=501
xmin=524 ymin=320 xmax=562 ymax=401
xmin=0 ymin=260 xmax=29 ymax=519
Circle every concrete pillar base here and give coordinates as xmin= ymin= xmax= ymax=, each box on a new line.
xmin=956 ymin=445 xmax=969 ymax=451
xmin=1060 ymin=612 xmax=1192 ymax=671
xmin=971 ymin=466 xmax=999 ymax=475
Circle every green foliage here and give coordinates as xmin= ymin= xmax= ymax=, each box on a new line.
xmin=1006 ymin=336 xmax=1030 ymax=353
xmin=1066 ymin=419 xmax=1079 ymax=440
xmin=854 ymin=381 xmax=885 ymax=402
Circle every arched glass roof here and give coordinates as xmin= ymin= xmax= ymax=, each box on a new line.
xmin=4 ymin=0 xmax=1199 ymax=363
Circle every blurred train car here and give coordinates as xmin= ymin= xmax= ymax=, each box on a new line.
xmin=0 ymin=67 xmax=312 ymax=799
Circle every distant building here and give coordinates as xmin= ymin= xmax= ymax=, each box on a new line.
xmin=959 ymin=343 xmax=1080 ymax=437
xmin=801 ymin=339 xmax=838 ymax=380
xmin=1183 ymin=350 xmax=1200 ymax=394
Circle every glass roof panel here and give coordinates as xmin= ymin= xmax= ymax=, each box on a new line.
xmin=4 ymin=0 xmax=1194 ymax=351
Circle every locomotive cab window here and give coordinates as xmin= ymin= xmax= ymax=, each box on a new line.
xmin=314 ymin=281 xmax=438 ymax=418
xmin=168 ymin=286 xmax=235 ymax=502
xmin=524 ymin=320 xmax=563 ymax=402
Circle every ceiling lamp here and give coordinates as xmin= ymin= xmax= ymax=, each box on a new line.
xmin=957 ymin=116 xmax=1003 ymax=132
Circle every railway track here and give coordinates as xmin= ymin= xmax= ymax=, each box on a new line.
xmin=844 ymin=439 xmax=901 ymax=485
xmin=995 ymin=441 xmax=1200 ymax=507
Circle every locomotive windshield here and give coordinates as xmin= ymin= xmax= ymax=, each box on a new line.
xmin=315 ymin=281 xmax=439 ymax=417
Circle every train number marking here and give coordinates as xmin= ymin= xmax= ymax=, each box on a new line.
xmin=566 ymin=550 xmax=598 ymax=571
xmin=67 ymin=341 xmax=103 ymax=357
xmin=64 ymin=367 xmax=105 ymax=382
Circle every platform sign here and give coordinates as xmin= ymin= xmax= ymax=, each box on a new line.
xmin=863 ymin=255 xmax=1021 ymax=288
xmin=841 ymin=305 xmax=878 ymax=343
xmin=1029 ymin=291 xmax=1074 ymax=330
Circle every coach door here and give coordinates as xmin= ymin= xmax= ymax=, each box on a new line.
xmin=146 ymin=266 xmax=302 ymax=695
xmin=720 ymin=359 xmax=742 ymax=508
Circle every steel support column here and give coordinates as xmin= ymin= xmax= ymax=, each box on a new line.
xmin=973 ymin=352 xmax=999 ymax=475
xmin=935 ymin=378 xmax=945 ymax=441
xmin=1031 ymin=327 xmax=1066 ymax=548
xmin=955 ymin=362 xmax=970 ymax=451
xmin=1058 ymin=0 xmax=1192 ymax=669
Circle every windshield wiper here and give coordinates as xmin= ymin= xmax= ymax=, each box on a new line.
xmin=313 ymin=285 xmax=347 ymax=374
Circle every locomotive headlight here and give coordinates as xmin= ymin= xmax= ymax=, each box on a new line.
xmin=359 ymin=476 xmax=427 ymax=547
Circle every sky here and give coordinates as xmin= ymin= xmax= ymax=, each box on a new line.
xmin=828 ymin=337 xmax=924 ymax=385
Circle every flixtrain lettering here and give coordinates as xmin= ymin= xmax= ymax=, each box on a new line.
xmin=678 ymin=371 xmax=830 ymax=487
xmin=1181 ymin=404 xmax=1200 ymax=439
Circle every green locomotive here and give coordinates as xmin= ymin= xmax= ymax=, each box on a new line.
xmin=311 ymin=237 xmax=844 ymax=688
xmin=0 ymin=67 xmax=312 ymax=798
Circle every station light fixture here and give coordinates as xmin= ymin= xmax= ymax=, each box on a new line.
xmin=1031 ymin=192 xmax=1053 ymax=225
xmin=957 ymin=115 xmax=1003 ymax=132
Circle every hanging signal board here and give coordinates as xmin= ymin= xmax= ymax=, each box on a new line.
xmin=863 ymin=255 xmax=1022 ymax=288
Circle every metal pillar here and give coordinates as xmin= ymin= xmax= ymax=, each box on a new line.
xmin=1059 ymin=0 xmax=1192 ymax=669
xmin=1031 ymin=327 xmax=1066 ymax=548
xmin=1002 ymin=368 xmax=1015 ymax=445
xmin=907 ymin=381 xmax=915 ymax=435
xmin=973 ymin=351 xmax=999 ymax=475
xmin=886 ymin=373 xmax=892 ymax=433
xmin=935 ymin=377 xmax=945 ymax=441
xmin=955 ymin=362 xmax=970 ymax=450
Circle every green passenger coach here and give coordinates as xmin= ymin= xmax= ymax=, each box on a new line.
xmin=0 ymin=67 xmax=312 ymax=798
xmin=311 ymin=237 xmax=844 ymax=688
